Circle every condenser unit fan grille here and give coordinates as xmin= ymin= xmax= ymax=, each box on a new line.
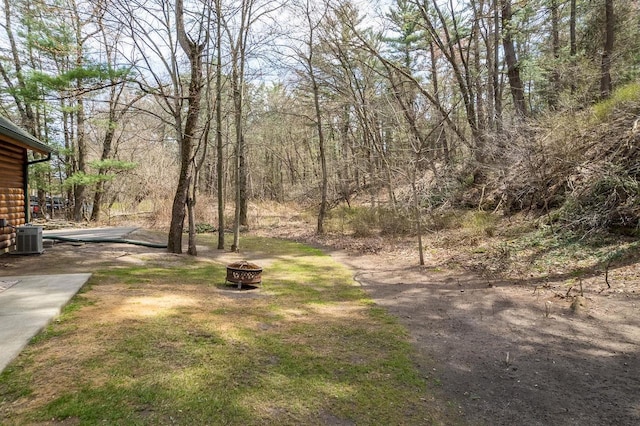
xmin=16 ymin=226 xmax=43 ymax=254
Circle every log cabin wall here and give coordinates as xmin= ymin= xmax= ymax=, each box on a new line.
xmin=0 ymin=139 xmax=27 ymax=253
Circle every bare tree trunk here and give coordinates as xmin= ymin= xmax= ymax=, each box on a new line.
xmin=187 ymin=193 xmax=197 ymax=255
xmin=62 ymin=104 xmax=74 ymax=216
xmin=493 ymin=0 xmax=503 ymax=131
xmin=500 ymin=0 xmax=527 ymax=118
xmin=168 ymin=0 xmax=208 ymax=254
xmin=224 ymin=0 xmax=252 ymax=252
xmin=73 ymin=95 xmax=87 ymax=221
xmin=569 ymin=0 xmax=577 ymax=95
xmin=168 ymin=153 xmax=193 ymax=253
xmin=297 ymin=0 xmax=329 ymax=234
xmin=600 ymin=0 xmax=614 ymax=99
xmin=472 ymin=0 xmax=486 ymax=137
xmin=71 ymin=0 xmax=87 ymax=222
xmin=428 ymin=41 xmax=449 ymax=160
xmin=315 ymin=85 xmax=328 ymax=235
xmin=90 ymin=124 xmax=114 ymax=222
xmin=548 ymin=0 xmax=560 ymax=109
xmin=216 ymin=0 xmax=225 ymax=250
xmin=411 ymin=176 xmax=425 ymax=266
xmin=231 ymin=64 xmax=243 ymax=252
xmin=239 ymin=134 xmax=248 ymax=226
xmin=310 ymin=40 xmax=328 ymax=233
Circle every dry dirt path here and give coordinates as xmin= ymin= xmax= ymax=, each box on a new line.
xmin=329 ymin=249 xmax=640 ymax=426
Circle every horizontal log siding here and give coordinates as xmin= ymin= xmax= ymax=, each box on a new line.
xmin=0 ymin=139 xmax=27 ymax=253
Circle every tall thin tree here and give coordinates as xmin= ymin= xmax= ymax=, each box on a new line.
xmin=167 ymin=0 xmax=209 ymax=254
xmin=500 ymin=0 xmax=527 ymax=117
xmin=599 ymin=0 xmax=614 ymax=99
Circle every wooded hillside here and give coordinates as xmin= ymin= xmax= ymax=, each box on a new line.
xmin=1 ymin=0 xmax=638 ymax=252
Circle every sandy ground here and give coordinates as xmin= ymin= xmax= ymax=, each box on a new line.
xmin=1 ymin=228 xmax=639 ymax=425
xmin=331 ymin=250 xmax=640 ymax=426
xmin=257 ymin=222 xmax=640 ymax=426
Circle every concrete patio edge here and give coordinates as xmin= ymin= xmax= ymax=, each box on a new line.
xmin=0 ymin=273 xmax=92 ymax=373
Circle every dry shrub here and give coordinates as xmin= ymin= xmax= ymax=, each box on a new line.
xmin=425 ymin=210 xmax=498 ymax=237
xmin=561 ymin=164 xmax=640 ymax=235
xmin=193 ymin=195 xmax=220 ymax=227
xmin=426 ymin=210 xmax=463 ymax=231
xmin=324 ymin=205 xmax=414 ymax=237
xmin=145 ymin=194 xmax=222 ymax=231
xmin=493 ymin=118 xmax=583 ymax=214
xmin=461 ymin=211 xmax=498 ymax=237
xmin=592 ymin=82 xmax=640 ymax=122
xmin=349 ymin=207 xmax=378 ymax=237
xmin=378 ymin=207 xmax=413 ymax=236
xmin=490 ymin=80 xmax=640 ymax=236
xmin=250 ymin=200 xmax=312 ymax=229
xmin=557 ymin=83 xmax=640 ymax=234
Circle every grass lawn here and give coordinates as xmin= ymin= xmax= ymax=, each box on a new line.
xmin=0 ymin=236 xmax=451 ymax=425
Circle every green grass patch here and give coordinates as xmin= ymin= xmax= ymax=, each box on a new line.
xmin=592 ymin=81 xmax=640 ymax=122
xmin=0 ymin=235 xmax=450 ymax=425
xmin=461 ymin=211 xmax=498 ymax=237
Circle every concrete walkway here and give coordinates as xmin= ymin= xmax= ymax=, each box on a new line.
xmin=0 ymin=273 xmax=91 ymax=373
xmin=43 ymin=226 xmax=138 ymax=241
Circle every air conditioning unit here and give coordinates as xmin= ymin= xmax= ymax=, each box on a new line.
xmin=15 ymin=225 xmax=44 ymax=254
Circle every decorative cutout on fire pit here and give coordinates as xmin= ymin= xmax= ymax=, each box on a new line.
xmin=225 ymin=261 xmax=262 ymax=289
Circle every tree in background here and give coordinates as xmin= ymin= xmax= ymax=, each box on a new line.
xmin=222 ymin=0 xmax=284 ymax=251
xmin=171 ymin=0 xmax=209 ymax=255
xmin=109 ymin=0 xmax=210 ymax=253
xmin=0 ymin=0 xmax=37 ymax=135
xmin=1 ymin=0 xmax=639 ymax=259
xmin=290 ymin=0 xmax=330 ymax=233
xmin=500 ymin=0 xmax=527 ymax=118
xmin=90 ymin=0 xmax=145 ymax=222
xmin=599 ymin=0 xmax=614 ymax=99
xmin=215 ymin=0 xmax=226 ymax=250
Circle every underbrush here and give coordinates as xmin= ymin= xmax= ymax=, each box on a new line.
xmin=592 ymin=81 xmax=640 ymax=122
xmin=554 ymin=169 xmax=640 ymax=236
xmin=325 ymin=205 xmax=499 ymax=240
xmin=496 ymin=224 xmax=639 ymax=278
xmin=316 ymin=202 xmax=639 ymax=282
xmin=425 ymin=210 xmax=640 ymax=281
xmin=325 ymin=205 xmax=414 ymax=237
xmin=488 ymin=80 xmax=640 ymax=237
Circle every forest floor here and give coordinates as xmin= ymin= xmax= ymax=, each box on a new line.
xmin=251 ymin=209 xmax=640 ymax=426
xmin=3 ymin=212 xmax=640 ymax=425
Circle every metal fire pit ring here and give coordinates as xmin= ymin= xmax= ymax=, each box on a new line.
xmin=225 ymin=261 xmax=262 ymax=289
